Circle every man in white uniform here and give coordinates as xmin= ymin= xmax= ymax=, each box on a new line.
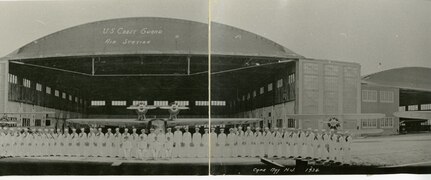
xmin=104 ymin=128 xmax=113 ymax=157
xmin=156 ymin=129 xmax=166 ymax=159
xmin=237 ymin=126 xmax=245 ymax=157
xmin=77 ymin=128 xmax=86 ymax=157
xmin=312 ymin=129 xmax=320 ymax=160
xmin=69 ymin=128 xmax=78 ymax=157
xmin=328 ymin=129 xmax=336 ymax=162
xmin=173 ymin=127 xmax=183 ymax=158
xmin=113 ymin=128 xmax=122 ymax=158
xmin=182 ymin=127 xmax=192 ymax=158
xmin=148 ymin=128 xmax=157 ymax=159
xmin=202 ymin=128 xmax=209 ymax=158
xmin=138 ymin=129 xmax=148 ymax=160
xmin=62 ymin=128 xmax=70 ymax=157
xmin=231 ymin=128 xmax=239 ymax=157
xmin=226 ymin=128 xmax=235 ymax=157
xmin=244 ymin=127 xmax=253 ymax=157
xmin=86 ymin=128 xmax=96 ymax=157
xmin=263 ymin=127 xmax=273 ymax=157
xmin=254 ymin=127 xmax=264 ymax=157
xmin=210 ymin=127 xmax=217 ymax=158
xmin=129 ymin=128 xmax=138 ymax=158
xmin=292 ymin=129 xmax=299 ymax=158
xmin=343 ymin=131 xmax=352 ymax=164
xmin=122 ymin=136 xmax=132 ymax=159
xmin=165 ymin=128 xmax=174 ymax=159
xmin=217 ymin=128 xmax=227 ymax=158
xmin=273 ymin=128 xmax=283 ymax=158
xmin=305 ymin=128 xmax=314 ymax=159
xmin=192 ymin=127 xmax=202 ymax=158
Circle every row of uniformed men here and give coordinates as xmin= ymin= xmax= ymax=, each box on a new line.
xmin=0 ymin=126 xmax=352 ymax=163
xmin=218 ymin=126 xmax=353 ymax=164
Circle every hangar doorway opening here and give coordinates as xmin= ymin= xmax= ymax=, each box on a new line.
xmin=6 ymin=55 xmax=209 ymax=129
xmin=398 ymin=89 xmax=431 ymax=134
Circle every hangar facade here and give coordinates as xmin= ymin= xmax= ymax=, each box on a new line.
xmin=362 ymin=67 xmax=431 ymax=135
xmin=0 ymin=17 xmax=364 ymax=133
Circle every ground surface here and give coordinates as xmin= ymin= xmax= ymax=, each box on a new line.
xmin=350 ymin=133 xmax=431 ymax=166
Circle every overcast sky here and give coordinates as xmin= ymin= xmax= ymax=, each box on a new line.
xmin=1 ymin=0 xmax=430 ymax=75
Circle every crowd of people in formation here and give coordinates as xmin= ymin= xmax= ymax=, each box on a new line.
xmin=0 ymin=126 xmax=352 ymax=164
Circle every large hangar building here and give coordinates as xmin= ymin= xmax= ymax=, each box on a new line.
xmin=0 ymin=17 xmax=366 ymax=133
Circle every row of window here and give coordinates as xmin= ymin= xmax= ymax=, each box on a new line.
xmin=361 ymin=90 xmax=394 ymax=103
xmin=362 ymin=117 xmax=394 ymax=128
xmin=91 ymin=100 xmax=226 ymax=107
xmin=239 ymin=74 xmax=295 ymax=102
xmin=9 ymin=74 xmax=84 ymax=105
xmin=399 ymin=104 xmax=431 ymax=111
xmin=21 ymin=118 xmax=51 ymax=127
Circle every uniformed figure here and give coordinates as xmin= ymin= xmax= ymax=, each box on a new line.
xmin=210 ymin=127 xmax=217 ymax=157
xmin=112 ymin=128 xmax=121 ymax=157
xmin=0 ymin=127 xmax=6 ymax=157
xmin=343 ymin=131 xmax=352 ymax=164
xmin=237 ymin=126 xmax=245 ymax=156
xmin=148 ymin=128 xmax=157 ymax=159
xmin=105 ymin=128 xmax=115 ymax=157
xmin=156 ymin=129 xmax=166 ymax=159
xmin=231 ymin=128 xmax=239 ymax=157
xmin=20 ymin=128 xmax=28 ymax=157
xmin=122 ymin=136 xmax=132 ymax=159
xmin=202 ymin=128 xmax=209 ymax=158
xmin=128 ymin=128 xmax=138 ymax=158
xmin=60 ymin=128 xmax=68 ymax=156
xmin=165 ymin=128 xmax=174 ymax=158
xmin=182 ymin=127 xmax=192 ymax=158
xmin=306 ymin=128 xmax=315 ymax=159
xmin=69 ymin=128 xmax=77 ymax=156
xmin=274 ymin=128 xmax=283 ymax=157
xmin=280 ymin=127 xmax=287 ymax=158
xmin=86 ymin=128 xmax=95 ymax=157
xmin=54 ymin=128 xmax=62 ymax=156
xmin=336 ymin=131 xmax=344 ymax=163
xmin=328 ymin=129 xmax=336 ymax=161
xmin=76 ymin=128 xmax=85 ymax=157
xmin=244 ymin=127 xmax=254 ymax=157
xmin=321 ymin=129 xmax=330 ymax=160
xmin=192 ymin=127 xmax=202 ymax=158
xmin=173 ymin=127 xmax=183 ymax=158
xmin=299 ymin=128 xmax=307 ymax=158
xmin=138 ymin=129 xmax=148 ymax=160
xmin=217 ymin=128 xmax=226 ymax=158
xmin=291 ymin=129 xmax=298 ymax=158
xmin=283 ymin=128 xmax=292 ymax=158
xmin=121 ymin=128 xmax=130 ymax=158
xmin=254 ymin=127 xmax=264 ymax=157
xmin=263 ymin=127 xmax=272 ymax=157
xmin=226 ymin=128 xmax=235 ymax=157
xmin=312 ymin=129 xmax=320 ymax=160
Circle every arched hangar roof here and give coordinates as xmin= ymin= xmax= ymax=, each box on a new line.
xmin=3 ymin=17 xmax=302 ymax=60
xmin=362 ymin=67 xmax=431 ymax=92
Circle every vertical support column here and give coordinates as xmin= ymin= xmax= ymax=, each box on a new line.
xmin=187 ymin=56 xmax=191 ymax=75
xmin=91 ymin=57 xmax=95 ymax=76
xmin=0 ymin=61 xmax=9 ymax=113
xmin=296 ymin=60 xmax=303 ymax=129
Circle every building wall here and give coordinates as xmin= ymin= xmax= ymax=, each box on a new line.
xmin=6 ymin=101 xmax=83 ymax=128
xmin=297 ymin=59 xmax=361 ymax=131
xmin=235 ymin=101 xmax=296 ymax=129
xmin=0 ymin=62 xmax=7 ymax=113
xmin=361 ymin=84 xmax=400 ymax=135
